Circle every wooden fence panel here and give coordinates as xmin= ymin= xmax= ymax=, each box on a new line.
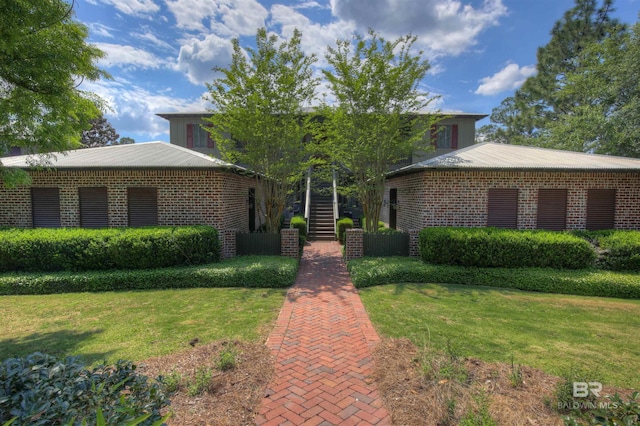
xmin=363 ymin=232 xmax=409 ymax=257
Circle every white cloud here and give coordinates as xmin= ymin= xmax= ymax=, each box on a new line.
xmin=93 ymin=0 xmax=160 ymax=16
xmin=330 ymin=0 xmax=507 ymax=55
xmin=82 ymin=79 xmax=210 ymax=138
xmin=166 ymin=0 xmax=267 ymax=35
xmin=475 ymin=63 xmax=536 ymax=95
xmin=95 ymin=43 xmax=170 ymax=69
xmin=176 ymin=34 xmax=234 ymax=85
xmin=87 ymin=22 xmax=115 ymax=38
xmin=270 ymin=4 xmax=355 ymax=67
xmin=292 ymin=1 xmax=330 ymax=9
xmin=133 ymin=28 xmax=177 ymax=52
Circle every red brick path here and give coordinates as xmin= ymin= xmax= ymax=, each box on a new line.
xmin=255 ymin=241 xmax=390 ymax=426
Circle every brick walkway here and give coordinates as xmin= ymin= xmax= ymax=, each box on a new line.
xmin=255 ymin=241 xmax=390 ymax=426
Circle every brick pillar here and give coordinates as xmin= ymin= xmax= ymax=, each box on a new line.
xmin=409 ymin=229 xmax=420 ymax=258
xmin=221 ymin=229 xmax=237 ymax=259
xmin=281 ymin=228 xmax=299 ymax=258
xmin=345 ymin=228 xmax=364 ymax=261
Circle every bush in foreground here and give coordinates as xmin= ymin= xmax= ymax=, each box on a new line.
xmin=0 ymin=226 xmax=220 ymax=273
xmin=419 ymin=227 xmax=595 ymax=269
xmin=0 ymin=256 xmax=298 ymax=295
xmin=0 ymin=352 xmax=169 ymax=425
xmin=348 ymin=257 xmax=640 ymax=299
xmin=584 ymin=230 xmax=640 ymax=272
xmin=337 ymin=217 xmax=353 ymax=244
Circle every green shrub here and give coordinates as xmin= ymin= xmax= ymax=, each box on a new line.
xmin=0 ymin=226 xmax=220 ymax=273
xmin=419 ymin=227 xmax=595 ymax=270
xmin=0 ymin=256 xmax=298 ymax=295
xmin=0 ymin=352 xmax=169 ymax=425
xmin=594 ymin=231 xmax=640 ymax=272
xmin=337 ymin=217 xmax=353 ymax=244
xmin=347 ymin=257 xmax=640 ymax=299
xmin=289 ymin=216 xmax=307 ymax=238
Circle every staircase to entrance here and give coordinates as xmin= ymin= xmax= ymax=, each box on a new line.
xmin=308 ymin=192 xmax=334 ymax=241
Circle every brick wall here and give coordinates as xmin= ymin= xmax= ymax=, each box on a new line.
xmin=280 ymin=228 xmax=299 ymax=258
xmin=0 ymin=169 xmax=259 ymax=231
xmin=385 ymin=170 xmax=640 ymax=230
xmin=345 ymin=228 xmax=364 ymax=260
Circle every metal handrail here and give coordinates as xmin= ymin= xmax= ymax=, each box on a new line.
xmin=304 ymin=167 xmax=312 ymax=235
xmin=332 ymin=169 xmax=339 ymax=237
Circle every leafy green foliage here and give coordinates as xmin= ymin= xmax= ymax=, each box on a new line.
xmin=0 ymin=0 xmax=108 ymax=184
xmin=80 ymin=115 xmax=119 ymax=148
xmin=337 ymin=217 xmax=353 ymax=244
xmin=419 ymin=227 xmax=595 ymax=269
xmin=289 ymin=216 xmax=307 ymax=238
xmin=584 ymin=231 xmax=640 ymax=272
xmin=564 ymin=392 xmax=639 ymax=425
xmin=318 ymin=30 xmax=438 ymax=232
xmin=206 ymin=27 xmax=317 ymax=233
xmin=186 ymin=367 xmax=213 ymax=397
xmin=347 ymin=257 xmax=640 ymax=298
xmin=0 ymin=226 xmax=220 ymax=272
xmin=214 ymin=345 xmax=237 ymax=372
xmin=0 ymin=352 xmax=169 ymax=425
xmin=483 ymin=0 xmax=625 ymax=152
xmin=0 ymin=256 xmax=298 ymax=295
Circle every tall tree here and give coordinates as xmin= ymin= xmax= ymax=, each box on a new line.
xmin=320 ymin=30 xmax=438 ymax=232
xmin=545 ymin=21 xmax=640 ymax=157
xmin=80 ymin=115 xmax=119 ymax=148
xmin=116 ymin=137 xmax=135 ymax=145
xmin=0 ymin=0 xmax=107 ymax=184
xmin=483 ymin=0 xmax=622 ymax=147
xmin=205 ymin=28 xmax=318 ymax=233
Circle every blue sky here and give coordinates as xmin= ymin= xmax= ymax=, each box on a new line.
xmin=75 ymin=0 xmax=639 ymax=143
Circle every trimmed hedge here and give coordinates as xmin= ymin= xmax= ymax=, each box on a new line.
xmin=0 ymin=256 xmax=298 ymax=295
xmin=419 ymin=227 xmax=595 ymax=269
xmin=0 ymin=226 xmax=220 ymax=272
xmin=582 ymin=231 xmax=640 ymax=272
xmin=337 ymin=217 xmax=353 ymax=244
xmin=290 ymin=216 xmax=307 ymax=238
xmin=348 ymin=257 xmax=640 ymax=299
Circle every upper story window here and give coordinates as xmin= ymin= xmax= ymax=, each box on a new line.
xmin=432 ymin=124 xmax=458 ymax=149
xmin=186 ymin=124 xmax=214 ymax=149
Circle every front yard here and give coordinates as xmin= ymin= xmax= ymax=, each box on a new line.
xmin=359 ymin=282 xmax=640 ymax=389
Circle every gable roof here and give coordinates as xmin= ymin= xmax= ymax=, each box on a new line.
xmin=0 ymin=141 xmax=245 ymax=171
xmin=389 ymin=142 xmax=640 ymax=177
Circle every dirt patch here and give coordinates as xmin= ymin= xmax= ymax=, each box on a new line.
xmin=372 ymin=338 xmax=565 ymax=425
xmin=139 ymin=340 xmax=273 ymax=425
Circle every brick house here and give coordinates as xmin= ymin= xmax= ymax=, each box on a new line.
xmin=381 ymin=143 xmax=640 ymax=231
xmin=0 ymin=142 xmax=260 ymax=232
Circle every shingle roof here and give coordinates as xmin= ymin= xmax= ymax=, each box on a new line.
xmin=389 ymin=142 xmax=640 ymax=176
xmin=0 ymin=141 xmax=245 ymax=171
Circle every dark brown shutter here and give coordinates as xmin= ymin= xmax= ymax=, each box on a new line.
xmin=487 ymin=188 xmax=518 ymax=228
xmin=451 ymin=124 xmax=458 ymax=149
xmin=31 ymin=188 xmax=61 ymax=228
xmin=128 ymin=187 xmax=158 ymax=227
xmin=537 ymin=189 xmax=567 ymax=231
xmin=186 ymin=124 xmax=194 ymax=148
xmin=206 ymin=124 xmax=215 ymax=148
xmin=79 ymin=187 xmax=108 ymax=228
xmin=586 ymin=189 xmax=615 ymax=230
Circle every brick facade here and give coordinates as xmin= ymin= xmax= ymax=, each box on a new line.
xmin=345 ymin=228 xmax=364 ymax=260
xmin=382 ymin=170 xmax=640 ymax=231
xmin=0 ymin=169 xmax=260 ymax=231
xmin=280 ymin=228 xmax=299 ymax=258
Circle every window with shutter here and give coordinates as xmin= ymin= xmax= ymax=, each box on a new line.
xmin=128 ymin=187 xmax=158 ymax=226
xmin=79 ymin=187 xmax=108 ymax=228
xmin=487 ymin=188 xmax=518 ymax=228
xmin=31 ymin=188 xmax=61 ymax=228
xmin=537 ymin=189 xmax=567 ymax=231
xmin=586 ymin=189 xmax=615 ymax=230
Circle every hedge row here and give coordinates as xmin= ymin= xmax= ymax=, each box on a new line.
xmin=337 ymin=217 xmax=353 ymax=244
xmin=0 ymin=226 xmax=220 ymax=272
xmin=289 ymin=216 xmax=307 ymax=238
xmin=419 ymin=227 xmax=595 ymax=269
xmin=0 ymin=256 xmax=298 ymax=295
xmin=575 ymin=230 xmax=640 ymax=272
xmin=347 ymin=257 xmax=640 ymax=299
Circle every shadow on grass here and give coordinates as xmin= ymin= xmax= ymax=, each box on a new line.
xmin=0 ymin=329 xmax=113 ymax=365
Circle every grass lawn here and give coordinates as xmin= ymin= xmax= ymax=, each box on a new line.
xmin=359 ymin=283 xmax=640 ymax=389
xmin=0 ymin=287 xmax=286 ymax=364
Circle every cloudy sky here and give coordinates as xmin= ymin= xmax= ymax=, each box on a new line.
xmin=75 ymin=0 xmax=639 ymax=142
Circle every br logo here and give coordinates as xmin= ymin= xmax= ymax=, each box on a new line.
xmin=573 ymin=382 xmax=602 ymax=398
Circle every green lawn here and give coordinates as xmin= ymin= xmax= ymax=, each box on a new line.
xmin=0 ymin=288 xmax=286 ymax=364
xmin=359 ymin=283 xmax=640 ymax=389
